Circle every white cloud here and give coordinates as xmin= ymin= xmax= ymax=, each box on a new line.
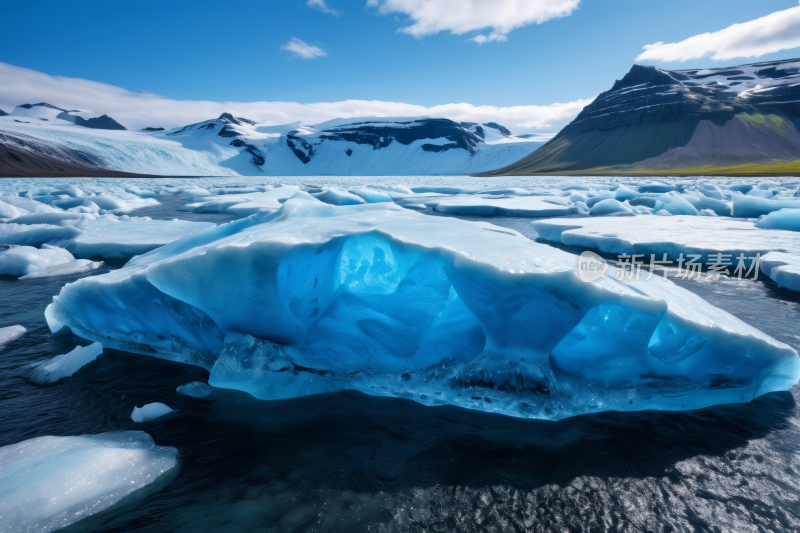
xmin=0 ymin=61 xmax=591 ymax=133
xmin=637 ymin=4 xmax=800 ymax=62
xmin=280 ymin=37 xmax=327 ymax=60
xmin=367 ymin=0 xmax=580 ymax=42
xmin=307 ymin=0 xmax=339 ymax=17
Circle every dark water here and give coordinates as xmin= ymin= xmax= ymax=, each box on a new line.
xmin=3 ymin=206 xmax=800 ymax=532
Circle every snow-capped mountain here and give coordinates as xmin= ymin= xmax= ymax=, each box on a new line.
xmin=0 ymin=109 xmax=545 ymax=176
xmin=9 ymin=102 xmax=126 ymax=130
xmin=487 ymin=58 xmax=800 ymax=176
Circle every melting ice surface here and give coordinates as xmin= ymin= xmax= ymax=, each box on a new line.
xmin=0 ymin=431 xmax=177 ymax=533
xmin=45 ymin=199 xmax=800 ymax=420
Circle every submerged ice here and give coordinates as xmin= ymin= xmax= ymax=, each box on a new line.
xmin=45 ymin=200 xmax=800 ymax=420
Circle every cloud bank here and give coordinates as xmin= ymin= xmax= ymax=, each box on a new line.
xmin=367 ymin=0 xmax=580 ymax=44
xmin=0 ymin=61 xmax=591 ymax=133
xmin=280 ymin=38 xmax=327 ymax=60
xmin=637 ymin=4 xmax=800 ymax=62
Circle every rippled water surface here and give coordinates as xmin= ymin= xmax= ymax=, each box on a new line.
xmin=2 ymin=177 xmax=800 ymax=532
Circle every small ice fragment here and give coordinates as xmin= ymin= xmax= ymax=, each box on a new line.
xmin=0 ymin=325 xmax=27 ymax=351
xmin=30 ymin=342 xmax=103 ymax=383
xmin=130 ymin=402 xmax=174 ymax=422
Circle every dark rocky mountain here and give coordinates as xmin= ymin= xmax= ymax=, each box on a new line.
xmin=485 ymin=58 xmax=800 ymax=176
xmin=14 ymin=102 xmax=127 ymax=130
xmin=0 ymin=109 xmax=7 ymax=117
xmin=318 ymin=118 xmax=486 ymax=156
xmin=73 ymin=114 xmax=126 ymax=130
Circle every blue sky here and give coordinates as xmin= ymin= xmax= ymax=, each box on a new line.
xmin=1 ymin=0 xmax=799 ymax=131
xmin=2 ymin=0 xmax=799 ymax=107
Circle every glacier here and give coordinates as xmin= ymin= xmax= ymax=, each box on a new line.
xmin=44 ymin=199 xmax=800 ymax=420
xmin=0 ymin=431 xmax=176 ymax=533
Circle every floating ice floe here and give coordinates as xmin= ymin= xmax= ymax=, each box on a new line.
xmin=57 ymin=216 xmax=215 ymax=259
xmin=185 ymin=186 xmax=309 ymax=217
xmin=0 ymin=325 xmax=26 ymax=350
xmin=19 ymin=259 xmax=103 ymax=280
xmin=0 ymin=244 xmax=75 ymax=276
xmin=533 ymin=216 xmax=800 ymax=263
xmin=45 ymin=200 xmax=800 ymax=420
xmin=429 ymin=195 xmax=579 ymax=217
xmin=30 ymin=342 xmax=103 ymax=383
xmin=176 ymin=381 xmax=213 ymax=398
xmin=131 ymin=403 xmax=174 ymax=422
xmin=760 ymin=252 xmax=800 ymax=292
xmin=0 ymin=431 xmax=177 ymax=533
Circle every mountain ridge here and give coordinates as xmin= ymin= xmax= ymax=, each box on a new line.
xmin=483 ymin=58 xmax=800 ymax=176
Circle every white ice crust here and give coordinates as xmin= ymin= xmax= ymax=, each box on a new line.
xmin=0 ymin=431 xmax=177 ymax=533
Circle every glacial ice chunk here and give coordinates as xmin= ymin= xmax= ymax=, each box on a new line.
xmin=176 ymin=381 xmax=213 ymax=398
xmin=0 ymin=431 xmax=176 ymax=533
xmin=0 ymin=325 xmax=26 ymax=350
xmin=0 ymin=223 xmax=81 ymax=246
xmin=313 ymin=187 xmax=367 ymax=206
xmin=590 ymin=199 xmax=634 ymax=216
xmin=349 ymin=188 xmax=393 ymax=203
xmin=755 ymin=208 xmax=800 ymax=232
xmin=0 ymin=245 xmax=75 ymax=276
xmin=130 ymin=403 xmax=174 ymax=422
xmin=0 ymin=200 xmax=21 ymax=220
xmin=30 ymin=342 xmax=103 ymax=383
xmin=45 ymin=201 xmax=800 ymax=420
xmin=733 ymin=195 xmax=800 ymax=218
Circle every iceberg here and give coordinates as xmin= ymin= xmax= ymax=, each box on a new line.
xmin=0 ymin=431 xmax=176 ymax=533
xmin=30 ymin=342 xmax=103 ymax=383
xmin=0 ymin=244 xmax=75 ymax=276
xmin=45 ymin=200 xmax=800 ymax=420
xmin=0 ymin=325 xmax=26 ymax=350
xmin=130 ymin=402 xmax=174 ymax=422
